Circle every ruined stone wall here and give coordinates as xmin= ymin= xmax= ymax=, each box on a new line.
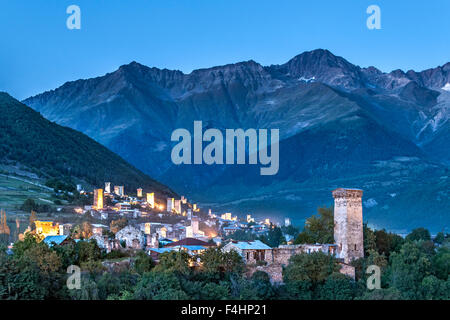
xmin=265 ymin=249 xmax=273 ymax=263
xmin=247 ymin=264 xmax=284 ymax=283
xmin=272 ymin=245 xmax=335 ymax=265
xmin=339 ymin=263 xmax=356 ymax=279
xmin=102 ymin=258 xmax=131 ymax=273
xmin=272 ymin=248 xmax=300 ymax=266
xmin=115 ymin=226 xmax=145 ymax=249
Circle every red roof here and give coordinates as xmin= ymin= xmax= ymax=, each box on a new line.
xmin=164 ymin=237 xmax=215 ymax=247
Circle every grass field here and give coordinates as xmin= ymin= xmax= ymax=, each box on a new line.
xmin=0 ymin=174 xmax=55 ymax=211
xmin=0 ymin=174 xmax=70 ymax=244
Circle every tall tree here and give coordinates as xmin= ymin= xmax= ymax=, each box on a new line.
xmin=406 ymin=228 xmax=431 ymax=242
xmin=388 ymin=241 xmax=433 ymax=299
xmin=294 ymin=207 xmax=334 ymax=244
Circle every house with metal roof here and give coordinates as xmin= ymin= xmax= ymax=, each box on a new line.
xmin=223 ymin=226 xmax=242 ymax=236
xmin=147 ymin=244 xmax=208 ymax=264
xmin=147 ymin=246 xmax=181 ymax=261
xmin=222 ymin=240 xmax=273 ymax=264
xmin=43 ymin=235 xmax=72 ymax=247
xmin=164 ymin=237 xmax=215 ymax=248
xmin=158 ymin=238 xmax=174 ymax=247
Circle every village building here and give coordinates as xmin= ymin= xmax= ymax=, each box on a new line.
xmin=223 ymin=226 xmax=242 ymax=236
xmin=222 ymin=240 xmax=272 ymax=264
xmin=59 ymin=223 xmax=72 ymax=236
xmin=114 ymin=185 xmax=124 ymax=197
xmin=89 ymin=234 xmax=108 ymax=249
xmin=221 ymin=212 xmax=237 ymax=221
xmin=141 ymin=222 xmax=151 ymax=235
xmin=149 ymin=245 xmax=208 ymax=260
xmin=147 ymin=247 xmax=177 ymax=261
xmin=105 ymin=239 xmax=122 ymax=253
xmin=115 ymin=202 xmax=131 ymax=211
xmin=211 ymin=237 xmax=222 ymax=246
xmin=238 ymin=221 xmax=249 ymax=228
xmin=185 ymin=217 xmax=205 ymax=238
xmin=34 ymin=220 xmax=59 ymax=237
xmin=100 ymin=211 xmax=109 ymax=220
xmin=158 ymin=238 xmax=173 ymax=247
xmin=249 ymin=224 xmax=266 ymax=232
xmin=43 ymin=235 xmax=73 ymax=247
xmin=92 ymin=224 xmax=108 ymax=236
xmin=164 ymin=237 xmax=215 ymax=248
xmin=146 ymin=234 xmax=159 ymax=248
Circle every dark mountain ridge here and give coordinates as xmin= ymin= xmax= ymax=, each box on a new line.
xmin=0 ymin=92 xmax=175 ymax=198
xmin=23 ymin=49 xmax=450 ymax=232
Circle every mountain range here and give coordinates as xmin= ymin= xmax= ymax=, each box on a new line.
xmin=0 ymin=92 xmax=175 ymax=198
xmin=23 ymin=49 xmax=450 ymax=232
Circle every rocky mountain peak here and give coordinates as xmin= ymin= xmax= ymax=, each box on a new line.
xmin=269 ymin=49 xmax=364 ymax=89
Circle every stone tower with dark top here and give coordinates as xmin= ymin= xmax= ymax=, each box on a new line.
xmin=332 ymin=188 xmax=364 ymax=263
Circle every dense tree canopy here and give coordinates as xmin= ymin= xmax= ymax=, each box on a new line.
xmin=0 ymin=212 xmax=448 ymax=300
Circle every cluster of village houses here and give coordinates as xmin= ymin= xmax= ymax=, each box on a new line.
xmin=28 ymin=184 xmax=364 ymax=282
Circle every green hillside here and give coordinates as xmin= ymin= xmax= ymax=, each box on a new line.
xmin=0 ymin=92 xmax=175 ymax=197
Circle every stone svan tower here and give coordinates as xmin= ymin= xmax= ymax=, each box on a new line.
xmin=332 ymin=188 xmax=364 ymax=263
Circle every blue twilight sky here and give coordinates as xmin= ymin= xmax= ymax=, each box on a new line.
xmin=0 ymin=0 xmax=449 ymax=100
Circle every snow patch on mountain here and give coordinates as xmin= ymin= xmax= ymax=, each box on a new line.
xmin=442 ymin=83 xmax=450 ymax=91
xmin=298 ymin=76 xmax=316 ymax=83
xmin=416 ymin=91 xmax=450 ymax=139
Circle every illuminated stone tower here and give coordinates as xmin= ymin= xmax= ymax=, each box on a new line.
xmin=0 ymin=209 xmax=10 ymax=235
xmin=105 ymin=182 xmax=111 ymax=194
xmin=137 ymin=188 xmax=143 ymax=198
xmin=191 ymin=217 xmax=200 ymax=234
xmin=114 ymin=186 xmax=124 ymax=197
xmin=94 ymin=189 xmax=104 ymax=210
xmin=284 ymin=218 xmax=291 ymax=227
xmin=167 ymin=198 xmax=174 ymax=213
xmin=174 ymin=200 xmax=181 ymax=214
xmin=144 ymin=223 xmax=151 ymax=235
xmin=147 ymin=192 xmax=155 ymax=208
xmin=332 ymin=188 xmax=364 ymax=263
